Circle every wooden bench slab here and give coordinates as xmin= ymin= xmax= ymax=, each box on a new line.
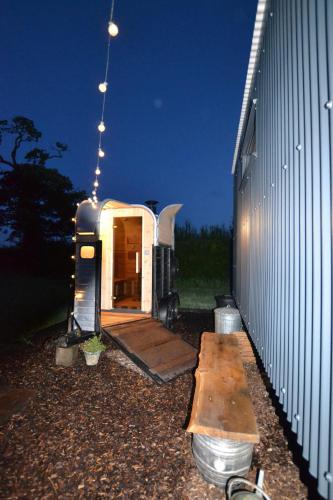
xmin=187 ymin=332 xmax=259 ymax=443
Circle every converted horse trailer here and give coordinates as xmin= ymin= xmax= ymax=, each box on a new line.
xmin=64 ymin=198 xmax=197 ymax=383
xmin=69 ymin=198 xmax=181 ymax=336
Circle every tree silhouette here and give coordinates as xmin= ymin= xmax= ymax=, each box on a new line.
xmin=0 ymin=116 xmax=86 ymax=250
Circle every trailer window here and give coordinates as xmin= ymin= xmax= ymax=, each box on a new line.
xmin=80 ymin=246 xmax=95 ymax=259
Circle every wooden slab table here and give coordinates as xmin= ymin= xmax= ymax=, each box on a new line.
xmin=187 ymin=332 xmax=259 ymax=443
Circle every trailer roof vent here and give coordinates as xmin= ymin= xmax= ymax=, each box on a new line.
xmin=145 ymin=200 xmax=158 ymax=214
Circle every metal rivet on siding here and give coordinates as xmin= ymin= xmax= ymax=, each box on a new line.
xmin=324 ymin=100 xmax=332 ymax=110
xmin=294 ymin=414 xmax=300 ymax=421
xmin=261 ymin=346 xmax=264 ymax=350
xmin=270 ymin=11 xmax=274 ymax=17
xmin=269 ymin=363 xmax=272 ymax=368
xmin=281 ymin=387 xmax=286 ymax=394
xmin=282 ymin=164 xmax=288 ymax=170
xmin=325 ymin=472 xmax=333 ymax=483
xmin=262 ymin=48 xmax=265 ymax=53
xmin=271 ymin=183 xmax=275 ymax=187
xmin=263 ymin=195 xmax=266 ymax=199
xmin=296 ymin=144 xmax=302 ymax=151
xmin=258 ymin=69 xmax=261 ymax=73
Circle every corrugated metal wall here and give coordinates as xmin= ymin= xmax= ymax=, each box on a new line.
xmin=233 ymin=0 xmax=333 ymax=498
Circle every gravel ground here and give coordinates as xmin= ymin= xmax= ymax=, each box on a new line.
xmin=0 ymin=312 xmax=313 ymax=499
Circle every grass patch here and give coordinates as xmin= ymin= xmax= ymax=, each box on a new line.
xmin=0 ymin=272 xmax=70 ymax=345
xmin=176 ymin=278 xmax=230 ymax=310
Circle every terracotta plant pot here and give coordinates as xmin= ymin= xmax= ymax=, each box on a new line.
xmin=83 ymin=351 xmax=102 ymax=366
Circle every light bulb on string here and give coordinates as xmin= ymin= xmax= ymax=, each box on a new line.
xmin=98 ymin=82 xmax=108 ymax=93
xmin=98 ymin=148 xmax=105 ymax=158
xmin=93 ymin=196 xmax=98 ymax=203
xmin=94 ymin=180 xmax=99 ymax=187
xmin=98 ymin=121 xmax=106 ymax=132
xmin=95 ymin=167 xmax=101 ymax=175
xmin=108 ymin=22 xmax=119 ymax=37
xmin=92 ymin=190 xmax=96 ymax=196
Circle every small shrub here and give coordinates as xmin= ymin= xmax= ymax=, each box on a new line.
xmin=81 ymin=335 xmax=106 ymax=353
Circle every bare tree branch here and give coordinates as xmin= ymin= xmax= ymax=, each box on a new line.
xmin=11 ymin=133 xmax=23 ymax=165
xmin=0 ymin=154 xmax=14 ymax=168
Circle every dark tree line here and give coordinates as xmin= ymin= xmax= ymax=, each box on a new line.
xmin=0 ymin=116 xmax=85 ymax=255
xmin=175 ymin=220 xmax=233 ymax=282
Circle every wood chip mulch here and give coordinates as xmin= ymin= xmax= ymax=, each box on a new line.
xmin=0 ymin=312 xmax=313 ymax=499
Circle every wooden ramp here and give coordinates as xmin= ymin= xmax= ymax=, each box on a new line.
xmin=101 ymin=313 xmax=197 ymax=383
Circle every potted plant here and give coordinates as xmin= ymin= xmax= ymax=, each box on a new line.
xmin=81 ymin=335 xmax=106 ymax=366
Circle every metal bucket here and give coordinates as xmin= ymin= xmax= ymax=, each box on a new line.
xmin=192 ymin=434 xmax=253 ymax=488
xmin=214 ymin=305 xmax=242 ymax=334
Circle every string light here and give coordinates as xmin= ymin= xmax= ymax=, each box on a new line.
xmin=98 ymin=82 xmax=108 ymax=93
xmin=108 ymin=22 xmax=119 ymax=37
xmin=89 ymin=0 xmax=118 ymax=202
xmin=98 ymin=121 xmax=106 ymax=133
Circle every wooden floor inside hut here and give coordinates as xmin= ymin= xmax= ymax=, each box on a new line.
xmin=101 ymin=311 xmax=150 ymax=327
xmin=101 ymin=311 xmax=197 ymax=383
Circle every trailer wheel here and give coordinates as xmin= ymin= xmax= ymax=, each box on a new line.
xmin=158 ymin=293 xmax=179 ymax=328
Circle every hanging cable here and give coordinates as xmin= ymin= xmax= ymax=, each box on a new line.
xmin=91 ymin=0 xmax=119 ymax=205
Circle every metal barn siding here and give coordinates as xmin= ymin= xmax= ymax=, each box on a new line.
xmin=233 ymin=1 xmax=333 ymax=498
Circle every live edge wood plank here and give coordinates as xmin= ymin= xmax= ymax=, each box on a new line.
xmin=187 ymin=332 xmax=259 ymax=443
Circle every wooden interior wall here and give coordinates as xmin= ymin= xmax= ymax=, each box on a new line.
xmin=100 ymin=207 xmax=155 ymax=312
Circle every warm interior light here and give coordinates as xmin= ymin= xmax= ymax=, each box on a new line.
xmin=108 ymin=22 xmax=119 ymax=37
xmin=98 ymin=82 xmax=107 ymax=93
xmin=98 ymin=121 xmax=106 ymax=132
xmin=80 ymin=246 xmax=95 ymax=259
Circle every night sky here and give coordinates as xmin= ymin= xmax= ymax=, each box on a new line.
xmin=1 ymin=0 xmax=257 ymax=228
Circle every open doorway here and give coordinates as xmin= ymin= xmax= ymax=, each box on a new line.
xmin=113 ymin=217 xmax=142 ymax=310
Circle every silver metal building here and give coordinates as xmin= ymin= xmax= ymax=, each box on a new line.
xmin=232 ymin=0 xmax=333 ymax=498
